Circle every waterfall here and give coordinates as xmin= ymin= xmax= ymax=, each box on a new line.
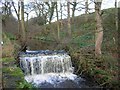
xmin=19 ymin=50 xmax=82 ymax=87
xmin=20 ymin=55 xmax=74 ymax=75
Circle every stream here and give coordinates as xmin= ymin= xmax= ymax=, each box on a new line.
xmin=19 ymin=50 xmax=97 ymax=88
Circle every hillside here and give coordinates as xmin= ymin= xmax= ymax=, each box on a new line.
xmin=2 ymin=8 xmax=117 ymax=50
xmin=26 ymin=8 xmax=117 ymax=54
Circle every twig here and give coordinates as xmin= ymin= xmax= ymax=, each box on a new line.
xmin=99 ymin=81 xmax=110 ymax=86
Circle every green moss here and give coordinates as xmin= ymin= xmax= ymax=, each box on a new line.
xmin=11 ymin=67 xmax=24 ymax=77
xmin=2 ymin=66 xmax=24 ymax=76
xmin=2 ymin=57 xmax=15 ymax=63
xmin=16 ymin=79 xmax=36 ymax=89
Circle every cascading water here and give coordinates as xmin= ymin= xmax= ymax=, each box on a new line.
xmin=19 ymin=50 xmax=85 ymax=88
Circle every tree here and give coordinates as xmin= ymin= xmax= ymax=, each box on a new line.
xmin=70 ymin=1 xmax=78 ymax=18
xmin=115 ymin=0 xmax=118 ymax=31
xmin=12 ymin=1 xmax=21 ymax=38
xmin=60 ymin=3 xmax=63 ymax=20
xmin=33 ymin=1 xmax=47 ymax=25
xmin=67 ymin=2 xmax=71 ymax=37
xmin=31 ymin=1 xmax=56 ymax=24
xmin=95 ymin=0 xmax=103 ymax=56
xmin=11 ymin=0 xmax=26 ymax=65
xmin=2 ymin=1 xmax=12 ymax=15
xmin=60 ymin=3 xmax=63 ymax=31
xmin=2 ymin=0 xmax=12 ymax=26
xmin=85 ymin=0 xmax=88 ymax=21
xmin=55 ymin=2 xmax=60 ymax=40
xmin=20 ymin=0 xmax=26 ymax=46
xmin=45 ymin=2 xmax=56 ymax=24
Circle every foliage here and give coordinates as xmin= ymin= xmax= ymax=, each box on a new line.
xmin=17 ymin=80 xmax=34 ymax=89
xmin=71 ymin=50 xmax=119 ymax=88
xmin=2 ymin=57 xmax=35 ymax=89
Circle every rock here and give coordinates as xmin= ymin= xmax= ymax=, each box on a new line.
xmin=38 ymin=82 xmax=54 ymax=88
xmin=55 ymin=80 xmax=80 ymax=88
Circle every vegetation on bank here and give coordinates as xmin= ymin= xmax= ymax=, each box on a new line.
xmin=2 ymin=57 xmax=35 ymax=89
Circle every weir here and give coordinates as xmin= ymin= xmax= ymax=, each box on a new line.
xmin=19 ymin=50 xmax=83 ymax=88
xmin=19 ymin=50 xmax=74 ymax=75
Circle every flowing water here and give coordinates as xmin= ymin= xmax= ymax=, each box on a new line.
xmin=19 ymin=50 xmax=87 ymax=88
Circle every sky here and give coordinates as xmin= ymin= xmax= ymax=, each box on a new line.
xmin=11 ymin=0 xmax=120 ymax=22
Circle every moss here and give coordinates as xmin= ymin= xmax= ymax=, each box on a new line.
xmin=10 ymin=67 xmax=24 ymax=77
xmin=16 ymin=80 xmax=34 ymax=89
xmin=2 ymin=66 xmax=24 ymax=76
xmin=2 ymin=57 xmax=27 ymax=88
xmin=2 ymin=57 xmax=15 ymax=63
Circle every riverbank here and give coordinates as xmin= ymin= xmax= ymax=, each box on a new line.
xmin=69 ymin=46 xmax=119 ymax=89
xmin=2 ymin=47 xmax=119 ymax=89
xmin=1 ymin=57 xmax=99 ymax=89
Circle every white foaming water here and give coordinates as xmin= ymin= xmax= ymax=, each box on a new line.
xmin=25 ymin=73 xmax=78 ymax=87
xmin=19 ymin=50 xmax=81 ymax=87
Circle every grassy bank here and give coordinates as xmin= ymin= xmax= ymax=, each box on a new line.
xmin=2 ymin=57 xmax=34 ymax=89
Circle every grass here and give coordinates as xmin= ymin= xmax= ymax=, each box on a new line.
xmin=16 ymin=79 xmax=35 ymax=89
xmin=2 ymin=57 xmax=14 ymax=63
xmin=2 ymin=57 xmax=34 ymax=89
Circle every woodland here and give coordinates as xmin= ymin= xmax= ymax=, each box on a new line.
xmin=1 ymin=0 xmax=119 ymax=89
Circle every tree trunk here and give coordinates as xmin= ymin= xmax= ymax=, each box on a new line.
xmin=95 ymin=0 xmax=103 ymax=56
xmin=60 ymin=3 xmax=63 ymax=31
xmin=46 ymin=2 xmax=56 ymax=24
xmin=72 ymin=2 xmax=77 ymax=18
xmin=85 ymin=0 xmax=88 ymax=21
xmin=115 ymin=0 xmax=118 ymax=31
xmin=20 ymin=0 xmax=26 ymax=45
xmin=67 ymin=2 xmax=71 ymax=37
xmin=12 ymin=0 xmax=26 ymax=65
xmin=70 ymin=1 xmax=77 ymax=33
xmin=18 ymin=1 xmax=21 ymax=39
xmin=56 ymin=2 xmax=60 ymax=40
xmin=12 ymin=1 xmax=21 ymax=39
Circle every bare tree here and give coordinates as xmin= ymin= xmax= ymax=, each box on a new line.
xmin=33 ymin=1 xmax=47 ymax=24
xmin=45 ymin=2 xmax=56 ymax=24
xmin=60 ymin=3 xmax=63 ymax=20
xmin=85 ymin=0 xmax=88 ymax=21
xmin=55 ymin=2 xmax=60 ymax=40
xmin=2 ymin=1 xmax=12 ymax=15
xmin=95 ymin=0 xmax=103 ymax=56
xmin=60 ymin=3 xmax=63 ymax=31
xmin=70 ymin=1 xmax=77 ymax=18
xmin=115 ymin=0 xmax=118 ymax=31
xmin=12 ymin=0 xmax=26 ymax=65
xmin=20 ymin=0 xmax=26 ymax=46
xmin=67 ymin=2 xmax=71 ymax=37
xmin=12 ymin=1 xmax=21 ymax=38
xmin=32 ymin=1 xmax=56 ymax=24
xmin=2 ymin=0 xmax=12 ymax=26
